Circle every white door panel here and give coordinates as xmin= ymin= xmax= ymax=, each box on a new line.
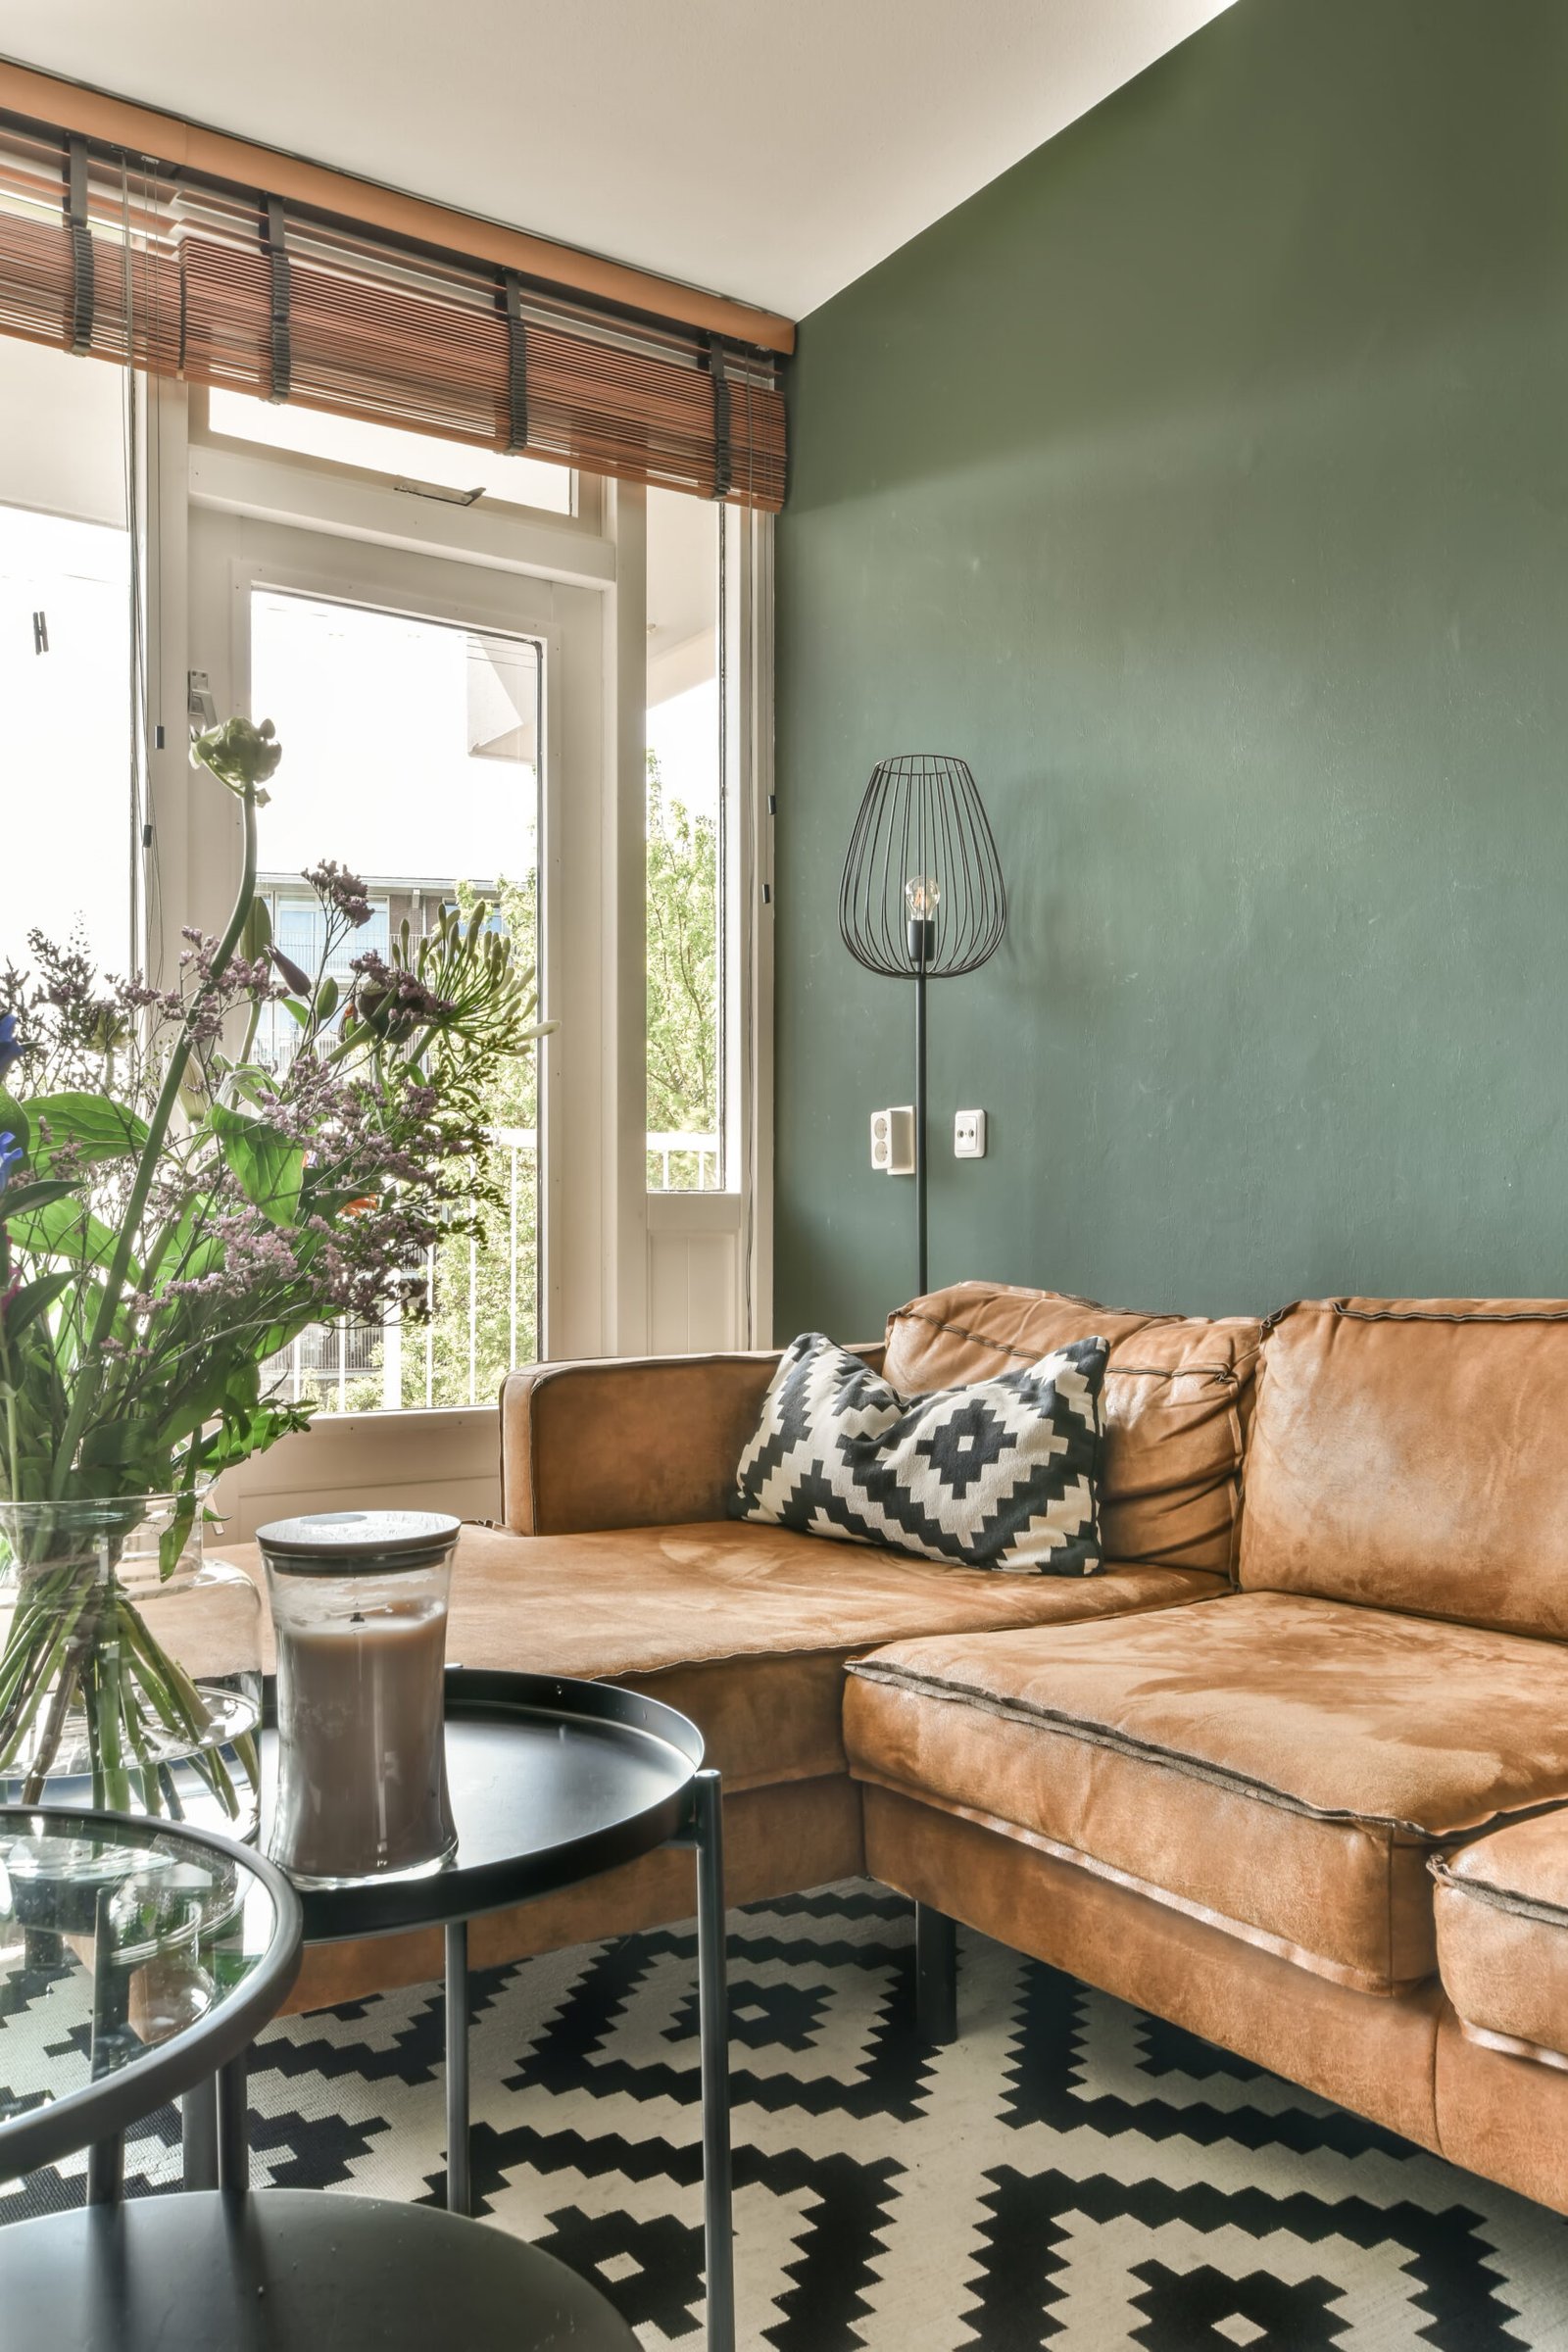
xmin=185 ymin=508 xmax=619 ymax=1521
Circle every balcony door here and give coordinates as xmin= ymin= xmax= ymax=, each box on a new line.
xmin=184 ymin=506 xmax=611 ymax=1527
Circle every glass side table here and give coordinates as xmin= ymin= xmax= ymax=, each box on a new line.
xmin=0 ymin=1812 xmax=639 ymax=2352
xmin=0 ymin=1803 xmax=302 ymax=2203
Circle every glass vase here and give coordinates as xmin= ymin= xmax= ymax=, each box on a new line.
xmin=258 ymin=1510 xmax=459 ymax=1888
xmin=0 ymin=1489 xmax=263 ymax=1840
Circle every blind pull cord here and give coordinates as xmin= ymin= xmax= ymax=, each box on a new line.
xmin=502 ymin=270 xmax=529 ymax=452
xmin=707 ymin=334 xmax=732 ymax=502
xmin=65 ymin=134 xmax=94 ymax=354
xmin=265 ymin=195 xmax=291 ymax=403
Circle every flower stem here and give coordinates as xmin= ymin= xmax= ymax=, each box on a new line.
xmin=49 ymin=783 xmax=262 ymax=1500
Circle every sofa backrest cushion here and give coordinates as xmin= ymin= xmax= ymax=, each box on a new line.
xmin=883 ymin=1281 xmax=1260 ymax=1580
xmin=1242 ymin=1297 xmax=1568 ymax=1638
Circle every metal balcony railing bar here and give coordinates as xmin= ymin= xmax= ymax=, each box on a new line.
xmin=261 ymin=1126 xmax=719 ymax=1411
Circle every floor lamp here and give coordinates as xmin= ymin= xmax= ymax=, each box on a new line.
xmin=839 ymin=754 xmax=1007 ymax=1296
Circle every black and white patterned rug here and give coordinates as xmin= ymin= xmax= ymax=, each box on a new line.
xmin=8 ymin=1881 xmax=1568 ymax=2348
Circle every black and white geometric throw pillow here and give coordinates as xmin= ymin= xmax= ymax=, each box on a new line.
xmin=731 ymin=1331 xmax=1107 ymax=1575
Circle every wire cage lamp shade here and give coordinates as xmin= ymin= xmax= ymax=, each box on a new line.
xmin=838 ymin=753 xmax=1006 ymax=1298
xmin=838 ymin=755 xmax=1006 ymax=979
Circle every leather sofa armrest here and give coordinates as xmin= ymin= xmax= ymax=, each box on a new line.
xmin=500 ymin=1344 xmax=885 ymax=1535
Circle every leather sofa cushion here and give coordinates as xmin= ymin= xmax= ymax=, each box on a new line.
xmin=844 ymin=1591 xmax=1568 ymax=1993
xmin=1244 ymin=1296 xmax=1568 ymax=1637
xmin=881 ymin=1282 xmax=1259 ymax=1580
xmin=1435 ymin=2006 xmax=1568 ymax=2216
xmin=502 ymin=1348 xmax=882 ymax=1536
xmin=229 ymin=1521 xmax=1222 ymax=1794
xmin=1433 ymin=1813 xmax=1568 ymax=2069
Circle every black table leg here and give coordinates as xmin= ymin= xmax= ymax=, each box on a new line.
xmin=693 ymin=1768 xmax=734 ymax=2352
xmin=181 ymin=2079 xmax=219 ymax=2189
xmin=85 ymin=1890 xmax=126 ymax=2207
xmin=914 ymin=1902 xmax=957 ymax=2045
xmin=216 ymin=2051 xmax=249 ymax=2190
xmin=85 ymin=2133 xmax=122 ymax=2206
xmin=445 ymin=1919 xmax=470 ymax=2217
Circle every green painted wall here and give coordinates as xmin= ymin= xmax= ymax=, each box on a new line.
xmin=773 ymin=0 xmax=1568 ymax=1340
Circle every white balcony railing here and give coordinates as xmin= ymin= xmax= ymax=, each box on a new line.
xmin=646 ymin=1130 xmax=721 ymax=1191
xmin=263 ymin=1126 xmax=719 ymax=1412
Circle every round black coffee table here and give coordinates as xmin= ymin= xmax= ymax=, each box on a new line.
xmin=0 ymin=2188 xmax=637 ymax=2351
xmin=185 ymin=1669 xmax=734 ymax=2352
xmin=0 ymin=1805 xmax=643 ymax=2349
xmin=0 ymin=1802 xmax=301 ymax=2203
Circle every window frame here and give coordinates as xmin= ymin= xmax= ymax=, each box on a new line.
xmin=4 ymin=361 xmax=773 ymax=1523
xmin=191 ymin=383 xmax=597 ymax=533
xmin=188 ymin=519 xmax=577 ymax=1371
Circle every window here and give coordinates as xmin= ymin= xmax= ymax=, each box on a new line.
xmin=249 ymin=588 xmax=541 ymax=1413
xmin=646 ymin=488 xmax=724 ymax=1193
xmin=0 ymin=338 xmax=767 ymax=1504
xmin=0 ymin=509 xmax=132 ymax=967
xmin=0 ymin=338 xmax=133 ymax=973
xmin=207 ymin=387 xmax=573 ymax=515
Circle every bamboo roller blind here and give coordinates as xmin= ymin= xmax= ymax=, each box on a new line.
xmin=0 ymin=107 xmax=786 ymax=511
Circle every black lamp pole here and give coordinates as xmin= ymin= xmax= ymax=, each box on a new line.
xmin=840 ymin=755 xmax=1006 ymax=1298
xmin=913 ymin=934 xmax=928 ymax=1294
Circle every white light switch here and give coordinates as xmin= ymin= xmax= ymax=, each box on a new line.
xmin=954 ymin=1108 xmax=987 ymax=1159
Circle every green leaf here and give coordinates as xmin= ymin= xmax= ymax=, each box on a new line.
xmin=78 ymin=1417 xmax=157 ymax=1472
xmin=0 ymin=1271 xmax=72 ymax=1339
xmin=154 ymin=1351 xmax=258 ymax=1449
xmin=24 ymin=1094 xmax=150 ymax=1167
xmin=207 ymin=1103 xmax=304 ymax=1225
xmin=4 ymin=1191 xmax=126 ymax=1272
xmin=142 ymin=1194 xmax=225 ymax=1295
xmin=159 ymin=1495 xmax=198 ymax=1580
xmin=255 ymin=1305 xmax=323 ymax=1361
xmin=196 ymin=1396 xmax=311 ymax=1476
xmin=240 ymin=891 xmax=273 ymax=964
xmin=0 ymin=1177 xmax=79 ymax=1225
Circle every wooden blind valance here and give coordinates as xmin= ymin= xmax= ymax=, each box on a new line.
xmin=0 ymin=109 xmax=787 ymax=512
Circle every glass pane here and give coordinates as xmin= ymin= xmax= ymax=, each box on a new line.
xmin=0 ymin=506 xmax=131 ymax=974
xmin=646 ymin=488 xmax=722 ymax=1193
xmin=208 ymin=387 xmax=573 ymax=514
xmin=251 ymin=589 xmax=541 ymax=1413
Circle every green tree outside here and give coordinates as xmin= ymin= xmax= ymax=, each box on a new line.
xmin=291 ymin=750 xmax=718 ymax=1411
xmin=645 ymin=748 xmax=719 ymax=1191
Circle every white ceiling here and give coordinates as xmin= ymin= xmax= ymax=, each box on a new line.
xmin=2 ymin=1 xmax=1235 ymax=320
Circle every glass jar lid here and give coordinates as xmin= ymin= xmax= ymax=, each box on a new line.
xmin=255 ymin=1510 xmax=461 ymax=1573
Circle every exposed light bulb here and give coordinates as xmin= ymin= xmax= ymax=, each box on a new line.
xmin=904 ymin=874 xmax=940 ymax=920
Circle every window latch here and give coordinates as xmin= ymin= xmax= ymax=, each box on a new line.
xmin=393 ymin=477 xmax=483 ymax=507
xmin=31 ymin=609 xmax=47 ymax=654
xmin=187 ymin=668 xmax=218 ymax=729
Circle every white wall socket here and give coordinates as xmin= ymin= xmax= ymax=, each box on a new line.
xmin=870 ymin=1105 xmax=916 ymax=1175
xmin=955 ymin=1108 xmax=987 ymax=1159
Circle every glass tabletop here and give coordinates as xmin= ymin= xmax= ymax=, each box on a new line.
xmin=0 ymin=1807 xmax=295 ymax=2166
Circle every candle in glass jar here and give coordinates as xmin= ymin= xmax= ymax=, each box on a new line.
xmin=272 ymin=1604 xmax=455 ymax=1884
xmin=257 ymin=1512 xmax=460 ymax=1888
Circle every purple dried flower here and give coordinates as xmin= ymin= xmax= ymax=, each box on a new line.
xmin=304 ymin=861 xmax=373 ymax=928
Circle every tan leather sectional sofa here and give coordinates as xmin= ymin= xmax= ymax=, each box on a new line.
xmin=253 ymin=1279 xmax=1568 ymax=2218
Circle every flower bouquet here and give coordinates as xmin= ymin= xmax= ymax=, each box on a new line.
xmin=0 ymin=716 xmax=541 ymax=1832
